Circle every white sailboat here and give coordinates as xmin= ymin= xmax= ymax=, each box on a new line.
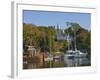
xmin=64 ymin=24 xmax=88 ymax=66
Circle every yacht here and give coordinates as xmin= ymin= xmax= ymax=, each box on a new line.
xmin=64 ymin=23 xmax=88 ymax=59
xmin=64 ymin=50 xmax=88 ymax=59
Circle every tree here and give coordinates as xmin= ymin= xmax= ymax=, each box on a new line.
xmin=64 ymin=22 xmax=91 ymax=52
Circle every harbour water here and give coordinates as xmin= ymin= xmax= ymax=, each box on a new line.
xmin=23 ymin=52 xmax=90 ymax=69
xmin=64 ymin=54 xmax=90 ymax=67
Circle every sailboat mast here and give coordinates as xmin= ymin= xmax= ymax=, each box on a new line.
xmin=66 ymin=22 xmax=70 ymax=50
xmin=73 ymin=27 xmax=77 ymax=51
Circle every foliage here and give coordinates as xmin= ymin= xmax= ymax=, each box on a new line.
xmin=23 ymin=22 xmax=91 ymax=54
xmin=23 ymin=23 xmax=56 ymax=52
xmin=64 ymin=22 xmax=91 ymax=52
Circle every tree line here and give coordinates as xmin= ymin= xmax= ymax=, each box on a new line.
xmin=23 ymin=22 xmax=91 ymax=55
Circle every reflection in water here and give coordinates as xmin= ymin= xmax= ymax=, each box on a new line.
xmin=23 ymin=52 xmax=90 ymax=69
xmin=64 ymin=54 xmax=90 ymax=67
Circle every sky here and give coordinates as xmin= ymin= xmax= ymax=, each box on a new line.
xmin=23 ymin=10 xmax=91 ymax=30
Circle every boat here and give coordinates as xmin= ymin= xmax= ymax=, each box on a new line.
xmin=64 ymin=50 xmax=88 ymax=59
xmin=64 ymin=24 xmax=88 ymax=60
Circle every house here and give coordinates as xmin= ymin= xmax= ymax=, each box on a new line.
xmin=56 ymin=24 xmax=71 ymax=41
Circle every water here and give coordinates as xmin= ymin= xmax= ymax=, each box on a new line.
xmin=23 ymin=52 xmax=90 ymax=69
xmin=64 ymin=54 xmax=90 ymax=67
